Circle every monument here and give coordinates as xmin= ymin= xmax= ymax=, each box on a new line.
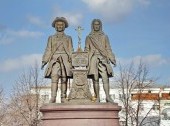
xmin=41 ymin=17 xmax=73 ymax=103
xmin=40 ymin=17 xmax=121 ymax=126
xmin=85 ymin=19 xmax=116 ymax=103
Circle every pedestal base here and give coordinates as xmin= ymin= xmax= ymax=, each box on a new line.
xmin=40 ymin=103 xmax=121 ymax=126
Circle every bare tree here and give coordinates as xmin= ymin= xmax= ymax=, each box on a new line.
xmin=8 ymin=62 xmax=46 ymax=126
xmin=115 ymin=60 xmax=159 ymax=126
xmin=0 ymin=86 xmax=6 ymax=125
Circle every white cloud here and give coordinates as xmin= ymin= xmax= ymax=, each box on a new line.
xmin=0 ymin=29 xmax=44 ymax=45
xmin=27 ymin=15 xmax=47 ymax=28
xmin=82 ymin=0 xmax=151 ymax=22
xmin=52 ymin=8 xmax=83 ymax=26
xmin=0 ymin=36 xmax=14 ymax=45
xmin=0 ymin=54 xmax=42 ymax=72
xmin=138 ymin=0 xmax=151 ymax=6
xmin=8 ymin=29 xmax=44 ymax=38
xmin=0 ymin=24 xmax=6 ymax=31
xmin=118 ymin=54 xmax=168 ymax=67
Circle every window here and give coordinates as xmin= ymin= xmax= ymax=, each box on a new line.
xmin=152 ymin=105 xmax=160 ymax=110
xmin=148 ymin=90 xmax=151 ymax=93
xmin=164 ymin=103 xmax=170 ymax=106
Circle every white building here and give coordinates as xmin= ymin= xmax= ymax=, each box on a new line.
xmin=31 ymin=80 xmax=170 ymax=126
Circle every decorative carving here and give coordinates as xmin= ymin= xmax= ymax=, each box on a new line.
xmin=68 ymin=50 xmax=92 ymax=103
xmin=72 ymin=52 xmax=88 ymax=67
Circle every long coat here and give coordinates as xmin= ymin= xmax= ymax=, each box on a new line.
xmin=42 ymin=34 xmax=73 ymax=78
xmin=85 ymin=33 xmax=116 ymax=78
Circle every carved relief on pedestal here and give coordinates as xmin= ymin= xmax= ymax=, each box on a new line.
xmin=72 ymin=51 xmax=88 ymax=67
xmin=68 ymin=70 xmax=92 ymax=100
xmin=68 ymin=51 xmax=92 ymax=103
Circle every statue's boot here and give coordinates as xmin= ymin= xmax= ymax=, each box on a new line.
xmin=49 ymin=82 xmax=58 ymax=103
xmin=49 ymin=97 xmax=56 ymax=103
xmin=106 ymin=97 xmax=114 ymax=103
xmin=93 ymin=81 xmax=100 ymax=103
xmin=95 ymin=98 xmax=100 ymax=103
xmin=61 ymin=94 xmax=66 ymax=103
xmin=61 ymin=80 xmax=67 ymax=103
xmin=103 ymin=82 xmax=114 ymax=103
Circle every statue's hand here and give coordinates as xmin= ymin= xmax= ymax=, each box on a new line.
xmin=107 ymin=59 xmax=110 ymax=64
xmin=104 ymin=57 xmax=110 ymax=64
xmin=68 ymin=56 xmax=72 ymax=63
xmin=111 ymin=60 xmax=116 ymax=67
xmin=113 ymin=63 xmax=116 ymax=67
xmin=41 ymin=61 xmax=47 ymax=70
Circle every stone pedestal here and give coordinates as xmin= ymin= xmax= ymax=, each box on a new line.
xmin=68 ymin=51 xmax=92 ymax=103
xmin=68 ymin=69 xmax=92 ymax=103
xmin=40 ymin=103 xmax=121 ymax=126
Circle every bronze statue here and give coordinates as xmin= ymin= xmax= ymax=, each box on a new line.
xmin=85 ymin=19 xmax=116 ymax=103
xmin=41 ymin=17 xmax=73 ymax=103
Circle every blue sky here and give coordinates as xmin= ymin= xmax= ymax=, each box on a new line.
xmin=0 ymin=0 xmax=170 ymax=93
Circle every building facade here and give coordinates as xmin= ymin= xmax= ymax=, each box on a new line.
xmin=31 ymin=80 xmax=170 ymax=126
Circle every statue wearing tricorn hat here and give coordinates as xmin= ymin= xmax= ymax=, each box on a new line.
xmin=41 ymin=17 xmax=73 ymax=103
xmin=52 ymin=17 xmax=69 ymax=28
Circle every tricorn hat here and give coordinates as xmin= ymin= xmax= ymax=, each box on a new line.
xmin=52 ymin=17 xmax=68 ymax=28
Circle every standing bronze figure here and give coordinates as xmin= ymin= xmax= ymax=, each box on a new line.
xmin=85 ymin=19 xmax=116 ymax=103
xmin=41 ymin=17 xmax=73 ymax=103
